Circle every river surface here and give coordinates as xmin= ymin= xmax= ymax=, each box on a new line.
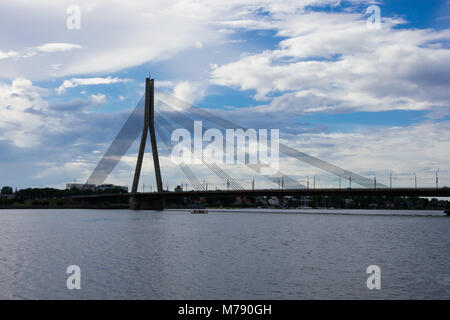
xmin=0 ymin=208 xmax=448 ymax=299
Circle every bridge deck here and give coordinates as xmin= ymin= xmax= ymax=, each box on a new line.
xmin=71 ymin=188 xmax=450 ymax=200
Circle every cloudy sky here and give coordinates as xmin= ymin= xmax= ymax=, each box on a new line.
xmin=1 ymin=0 xmax=450 ymax=191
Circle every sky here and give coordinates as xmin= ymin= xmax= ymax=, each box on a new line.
xmin=1 ymin=0 xmax=450 ymax=191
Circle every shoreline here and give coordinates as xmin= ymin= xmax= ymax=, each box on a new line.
xmin=0 ymin=206 xmax=448 ymax=217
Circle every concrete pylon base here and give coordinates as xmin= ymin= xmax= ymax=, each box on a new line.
xmin=129 ymin=196 xmax=164 ymax=210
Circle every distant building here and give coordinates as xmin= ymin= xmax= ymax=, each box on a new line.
xmin=299 ymin=196 xmax=312 ymax=208
xmin=384 ymin=201 xmax=394 ymax=208
xmin=0 ymin=194 xmax=15 ymax=200
xmin=232 ymin=196 xmax=251 ymax=206
xmin=66 ymin=183 xmax=96 ymax=191
xmin=96 ymin=184 xmax=128 ymax=192
xmin=268 ymin=197 xmax=280 ymax=206
xmin=344 ymin=199 xmax=354 ymax=206
xmin=255 ymin=196 xmax=268 ymax=206
xmin=65 ymin=183 xmax=128 ymax=193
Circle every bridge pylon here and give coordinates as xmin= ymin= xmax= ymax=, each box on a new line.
xmin=130 ymin=77 xmax=164 ymax=210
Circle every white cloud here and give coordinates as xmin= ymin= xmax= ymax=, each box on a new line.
xmin=0 ymin=78 xmax=113 ymax=149
xmin=0 ymin=0 xmax=370 ymax=79
xmin=156 ymin=81 xmax=176 ymax=88
xmin=173 ymin=81 xmax=206 ymax=105
xmin=90 ymin=93 xmax=106 ymax=104
xmin=0 ymin=43 xmax=81 ymax=61
xmin=0 ymin=78 xmax=62 ymax=147
xmin=33 ymin=158 xmax=92 ymax=182
xmin=56 ymin=76 xmax=130 ymax=94
xmin=210 ymin=12 xmax=450 ymax=115
xmin=195 ymin=41 xmax=204 ymax=49
xmin=35 ymin=43 xmax=82 ymax=53
xmin=0 ymin=50 xmax=19 ymax=60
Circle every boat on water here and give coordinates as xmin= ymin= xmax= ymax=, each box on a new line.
xmin=190 ymin=209 xmax=208 ymax=214
xmin=445 ymin=210 xmax=450 ymax=216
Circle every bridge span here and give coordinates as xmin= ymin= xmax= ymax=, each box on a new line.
xmin=70 ymin=188 xmax=450 ymax=210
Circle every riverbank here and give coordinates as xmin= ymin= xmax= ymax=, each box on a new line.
xmin=0 ymin=203 xmax=129 ymax=210
xmin=201 ymin=208 xmax=449 ymax=217
xmin=1 ymin=205 xmax=448 ymax=217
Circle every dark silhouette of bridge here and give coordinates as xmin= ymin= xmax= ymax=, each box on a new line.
xmin=75 ymin=77 xmax=450 ymax=210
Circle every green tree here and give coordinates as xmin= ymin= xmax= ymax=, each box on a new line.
xmin=1 ymin=186 xmax=13 ymax=194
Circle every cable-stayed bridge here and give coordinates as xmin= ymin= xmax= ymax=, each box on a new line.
xmin=74 ymin=77 xmax=450 ymax=210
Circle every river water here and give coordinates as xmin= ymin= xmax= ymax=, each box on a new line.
xmin=0 ymin=208 xmax=448 ymax=299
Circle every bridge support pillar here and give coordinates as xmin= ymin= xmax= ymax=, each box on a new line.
xmin=131 ymin=77 xmax=163 ymax=196
xmin=129 ymin=196 xmax=164 ymax=210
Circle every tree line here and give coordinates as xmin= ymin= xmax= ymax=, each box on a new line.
xmin=0 ymin=185 xmax=128 ymax=205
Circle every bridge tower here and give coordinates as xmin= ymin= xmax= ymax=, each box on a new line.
xmin=130 ymin=77 xmax=164 ymax=210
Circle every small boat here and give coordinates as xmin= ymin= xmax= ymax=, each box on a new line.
xmin=190 ymin=209 xmax=208 ymax=214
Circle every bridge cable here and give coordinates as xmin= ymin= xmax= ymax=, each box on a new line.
xmin=87 ymin=96 xmax=144 ymax=185
xmin=154 ymin=120 xmax=204 ymax=191
xmin=155 ymin=89 xmax=385 ymax=189
xmin=156 ymin=98 xmax=305 ymax=189
xmin=156 ymin=112 xmax=243 ymax=190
